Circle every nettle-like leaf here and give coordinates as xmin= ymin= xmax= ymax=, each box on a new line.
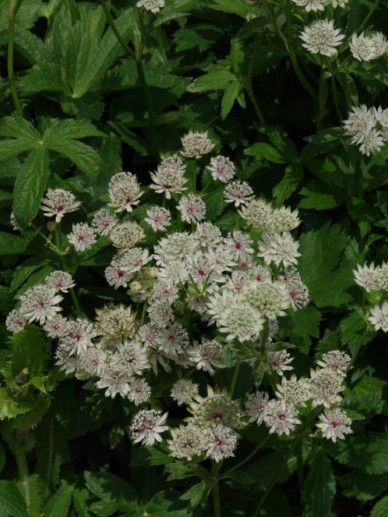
xmin=0 ymin=117 xmax=102 ymax=226
xmin=0 ymin=480 xmax=28 ymax=517
xmin=302 ymin=453 xmax=336 ymax=517
xmin=298 ymin=224 xmax=356 ymax=308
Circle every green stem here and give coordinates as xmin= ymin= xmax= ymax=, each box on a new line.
xmin=297 ymin=443 xmax=304 ymax=490
xmin=100 ymin=0 xmax=134 ymax=59
xmin=244 ymin=37 xmax=265 ymax=126
xmin=220 ymin=435 xmax=270 ymax=478
xmin=211 ymin=463 xmax=221 ymax=517
xmin=7 ymin=0 xmax=23 ymax=115
xmin=358 ymin=0 xmax=380 ymax=32
xmin=230 ymin=361 xmax=241 ymax=397
xmin=14 ymin=430 xmax=31 ymax=510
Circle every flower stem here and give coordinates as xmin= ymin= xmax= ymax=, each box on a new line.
xmin=211 ymin=462 xmax=221 ymax=517
xmin=230 ymin=361 xmax=241 ymax=397
xmin=7 ymin=0 xmax=23 ymax=116
xmin=14 ymin=430 xmax=31 ymax=510
xmin=220 ymin=435 xmax=270 ymax=478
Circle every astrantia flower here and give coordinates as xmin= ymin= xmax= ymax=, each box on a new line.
xmin=189 ymin=387 xmax=244 ymax=429
xmin=181 ymin=131 xmax=214 ymax=159
xmin=331 ymin=0 xmax=348 ymax=6
xmin=45 ymin=271 xmax=74 ymax=293
xmin=225 ymin=230 xmax=253 ymax=259
xmin=55 ymin=341 xmax=79 ymax=374
xmin=245 ymin=391 xmax=270 ymax=424
xmin=96 ymin=363 xmax=132 ymax=398
xmin=204 ymin=424 xmax=238 ymax=462
xmin=350 ymin=32 xmax=388 ymax=62
xmin=275 ymin=376 xmax=312 ymax=407
xmin=189 ymin=339 xmax=224 ymax=374
xmin=268 ymin=350 xmax=294 ymax=376
xmin=243 ymin=280 xmax=291 ymax=320
xmin=354 ymin=262 xmax=388 ymax=292
xmin=77 ymin=347 xmax=106 ymax=377
xmin=150 ymin=155 xmax=187 ymax=199
xmin=43 ymin=314 xmax=68 ymax=338
xmin=19 ymin=284 xmax=63 ymax=324
xmin=258 ymin=232 xmax=300 ymax=268
xmin=207 ymin=155 xmax=236 ymax=182
xmin=270 ymin=206 xmax=301 ymax=232
xmin=171 ymin=379 xmax=198 ymax=406
xmin=108 ymin=171 xmax=142 ymax=212
xmin=300 ymin=20 xmax=344 ymax=57
xmin=95 ymin=304 xmax=138 ymax=343
xmin=147 ymin=301 xmax=174 ymax=328
xmin=117 ymin=341 xmax=150 ymax=375
xmin=194 ymin=222 xmax=223 ymax=249
xmin=344 ymin=105 xmax=386 ymax=156
xmin=283 ymin=270 xmax=310 ymax=309
xmin=41 ymin=189 xmax=81 ymax=222
xmin=168 ymin=423 xmax=207 ymax=460
xmin=368 ymin=302 xmax=388 ymax=332
xmin=264 ymin=399 xmax=301 ymax=435
xmin=108 ymin=221 xmax=145 ymax=249
xmin=224 ymin=180 xmax=253 ymax=206
xmin=310 ymin=367 xmax=345 ymax=408
xmin=60 ymin=318 xmax=96 ymax=354
xmin=68 ymin=223 xmax=96 ymax=252
xmin=136 ymin=0 xmax=165 ymax=13
xmin=178 ymin=195 xmax=206 ymax=224
xmin=240 ymin=198 xmax=273 ymax=229
xmin=6 ymin=309 xmax=27 ymax=334
xmin=91 ymin=208 xmax=117 ymax=236
xmin=316 ymin=350 xmax=351 ymax=373
xmin=145 ymin=206 xmax=171 ymax=231
xmin=291 ymin=0 xmax=329 ymax=12
xmin=127 ymin=378 xmax=152 ymax=405
xmin=129 ymin=409 xmax=169 ymax=446
xmin=317 ymin=408 xmax=352 ymax=442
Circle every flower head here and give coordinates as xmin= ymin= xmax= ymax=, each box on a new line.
xmin=19 ymin=284 xmax=63 ymax=324
xmin=368 ymin=302 xmax=388 ymax=332
xmin=41 ymin=189 xmax=81 ymax=222
xmin=129 ymin=409 xmax=169 ymax=446
xmin=317 ymin=408 xmax=352 ymax=442
xmin=207 ymin=155 xmax=236 ymax=182
xmin=145 ymin=206 xmax=171 ymax=231
xmin=300 ymin=20 xmax=344 ymax=56
xmin=181 ymin=131 xmax=214 ymax=159
xmin=45 ymin=271 xmax=75 ymax=293
xmin=68 ymin=223 xmax=96 ymax=252
xmin=150 ymin=155 xmax=187 ymax=199
xmin=224 ymin=180 xmax=253 ymax=206
xmin=108 ymin=171 xmax=142 ymax=212
xmin=178 ymin=195 xmax=206 ymax=224
xmin=264 ymin=399 xmax=301 ymax=435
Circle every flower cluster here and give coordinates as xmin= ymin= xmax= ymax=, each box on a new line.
xmin=354 ymin=262 xmax=388 ymax=332
xmin=344 ymin=105 xmax=388 ymax=155
xmin=6 ymin=130 xmax=353 ymax=466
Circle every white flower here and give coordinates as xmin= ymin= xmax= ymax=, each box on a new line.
xmin=91 ymin=208 xmax=118 ymax=236
xmin=368 ymin=302 xmax=388 ymax=332
xmin=19 ymin=284 xmax=63 ymax=324
xmin=291 ymin=0 xmax=329 ymax=12
xmin=207 ymin=155 xmax=236 ymax=182
xmin=317 ymin=408 xmax=352 ymax=442
xmin=108 ymin=171 xmax=142 ymax=212
xmin=60 ymin=318 xmax=96 ymax=354
xmin=350 ymin=32 xmax=388 ymax=62
xmin=245 ymin=392 xmax=270 ymax=424
xmin=300 ymin=20 xmax=344 ymax=57
xmin=108 ymin=221 xmax=144 ymax=249
xmin=127 ymin=378 xmax=152 ymax=405
xmin=243 ymin=280 xmax=291 ymax=320
xmin=145 ymin=206 xmax=171 ymax=231
xmin=331 ymin=0 xmax=348 ymax=6
xmin=316 ymin=350 xmax=351 ymax=373
xmin=188 ymin=339 xmax=224 ymax=374
xmin=45 ymin=271 xmax=74 ymax=293
xmin=310 ymin=367 xmax=345 ymax=408
xmin=275 ymin=376 xmax=313 ymax=407
xmin=224 ymin=180 xmax=253 ymax=206
xmin=41 ymin=189 xmax=81 ymax=222
xmin=147 ymin=301 xmax=174 ymax=328
xmin=129 ymin=409 xmax=169 ymax=446
xmin=204 ymin=424 xmax=238 ymax=462
xmin=354 ymin=262 xmax=388 ymax=292
xmin=283 ymin=270 xmax=310 ymax=309
xmin=168 ymin=423 xmax=207 ymax=461
xmin=77 ymin=347 xmax=106 ymax=377
xmin=268 ymin=350 xmax=294 ymax=376
xmin=55 ymin=341 xmax=79 ymax=374
xmin=171 ymin=379 xmax=198 ymax=406
xmin=136 ymin=0 xmax=165 ymax=13
xmin=117 ymin=341 xmax=150 ymax=375
xmin=5 ymin=309 xmax=27 ymax=334
xmin=68 ymin=223 xmax=96 ymax=252
xmin=264 ymin=399 xmax=301 ymax=435
xmin=150 ymin=155 xmax=187 ymax=199
xmin=258 ymin=232 xmax=300 ymax=268
xmin=178 ymin=195 xmax=206 ymax=224
xmin=344 ymin=105 xmax=386 ymax=156
xmin=43 ymin=314 xmax=68 ymax=338
xmin=225 ymin=230 xmax=253 ymax=259
xmin=181 ymin=131 xmax=214 ymax=159
xmin=97 ymin=363 xmax=133 ymax=398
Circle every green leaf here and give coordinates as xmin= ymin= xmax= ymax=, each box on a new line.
xmin=298 ymin=224 xmax=355 ymax=308
xmin=221 ymin=80 xmax=240 ymax=119
xmin=344 ymin=376 xmax=385 ymax=414
xmin=0 ymin=480 xmax=28 ymax=517
xmin=0 ymin=389 xmax=30 ymax=420
xmin=244 ymin=142 xmax=287 ymax=164
xmin=0 ymin=232 xmax=29 ymax=255
xmin=187 ymin=66 xmax=235 ymax=93
xmin=44 ymin=481 xmax=73 ymax=517
xmin=12 ymin=147 xmax=50 ymax=227
xmin=11 ymin=327 xmax=49 ymax=378
xmin=273 ymin=164 xmax=303 ymax=205
xmin=180 ymin=480 xmax=209 ymax=507
xmin=340 ymin=312 xmax=372 ymax=358
xmin=299 ymin=181 xmax=343 ymax=210
xmin=303 ymin=453 xmax=336 ymax=517
xmin=370 ymin=496 xmax=388 ymax=517
xmin=45 ymin=138 xmax=101 ymax=176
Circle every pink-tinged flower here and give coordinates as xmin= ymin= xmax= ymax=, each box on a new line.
xmin=207 ymin=155 xmax=236 ymax=183
xmin=46 ymin=271 xmax=75 ymax=293
xmin=317 ymin=408 xmax=352 ymax=442
xmin=145 ymin=206 xmax=171 ymax=231
xmin=224 ymin=180 xmax=253 ymax=206
xmin=68 ymin=223 xmax=96 ymax=252
xmin=178 ymin=195 xmax=206 ymax=224
xmin=19 ymin=284 xmax=63 ymax=325
xmin=6 ymin=309 xmax=27 ymax=334
xmin=129 ymin=409 xmax=169 ymax=446
xmin=41 ymin=189 xmax=81 ymax=222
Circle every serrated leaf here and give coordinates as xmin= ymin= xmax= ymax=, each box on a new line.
xmin=221 ymin=80 xmax=240 ymax=119
xmin=0 ymin=389 xmax=30 ymax=420
xmin=12 ymin=147 xmax=50 ymax=227
xmin=44 ymin=481 xmax=73 ymax=517
xmin=371 ymin=496 xmax=388 ymax=517
xmin=180 ymin=480 xmax=209 ymax=507
xmin=45 ymin=138 xmax=101 ymax=176
xmin=0 ymin=232 xmax=30 ymax=255
xmin=0 ymin=481 xmax=28 ymax=517
xmin=273 ymin=164 xmax=303 ymax=205
xmin=245 ymin=142 xmax=287 ymax=164
xmin=11 ymin=327 xmax=49 ymax=378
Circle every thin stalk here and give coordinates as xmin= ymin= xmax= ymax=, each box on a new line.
xmin=331 ymin=76 xmax=342 ymax=121
xmin=244 ymin=37 xmax=265 ymax=126
xmin=100 ymin=0 xmax=135 ymax=59
xmin=220 ymin=435 xmax=270 ymax=478
xmin=211 ymin=463 xmax=221 ymax=517
xmin=230 ymin=361 xmax=241 ymax=397
xmin=358 ymin=0 xmax=380 ymax=32
xmin=7 ymin=0 xmax=23 ymax=115
xmin=297 ymin=443 xmax=304 ymax=489
xmin=14 ymin=430 xmax=31 ymax=510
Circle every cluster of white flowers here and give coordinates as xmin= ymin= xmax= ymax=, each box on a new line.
xmin=344 ymin=105 xmax=388 ymax=155
xmin=6 ymin=130 xmax=355 ymax=465
xmin=136 ymin=0 xmax=165 ymax=14
xmin=292 ymin=0 xmax=348 ymax=12
xmin=354 ymin=262 xmax=388 ymax=332
xmin=350 ymin=32 xmax=388 ymax=62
